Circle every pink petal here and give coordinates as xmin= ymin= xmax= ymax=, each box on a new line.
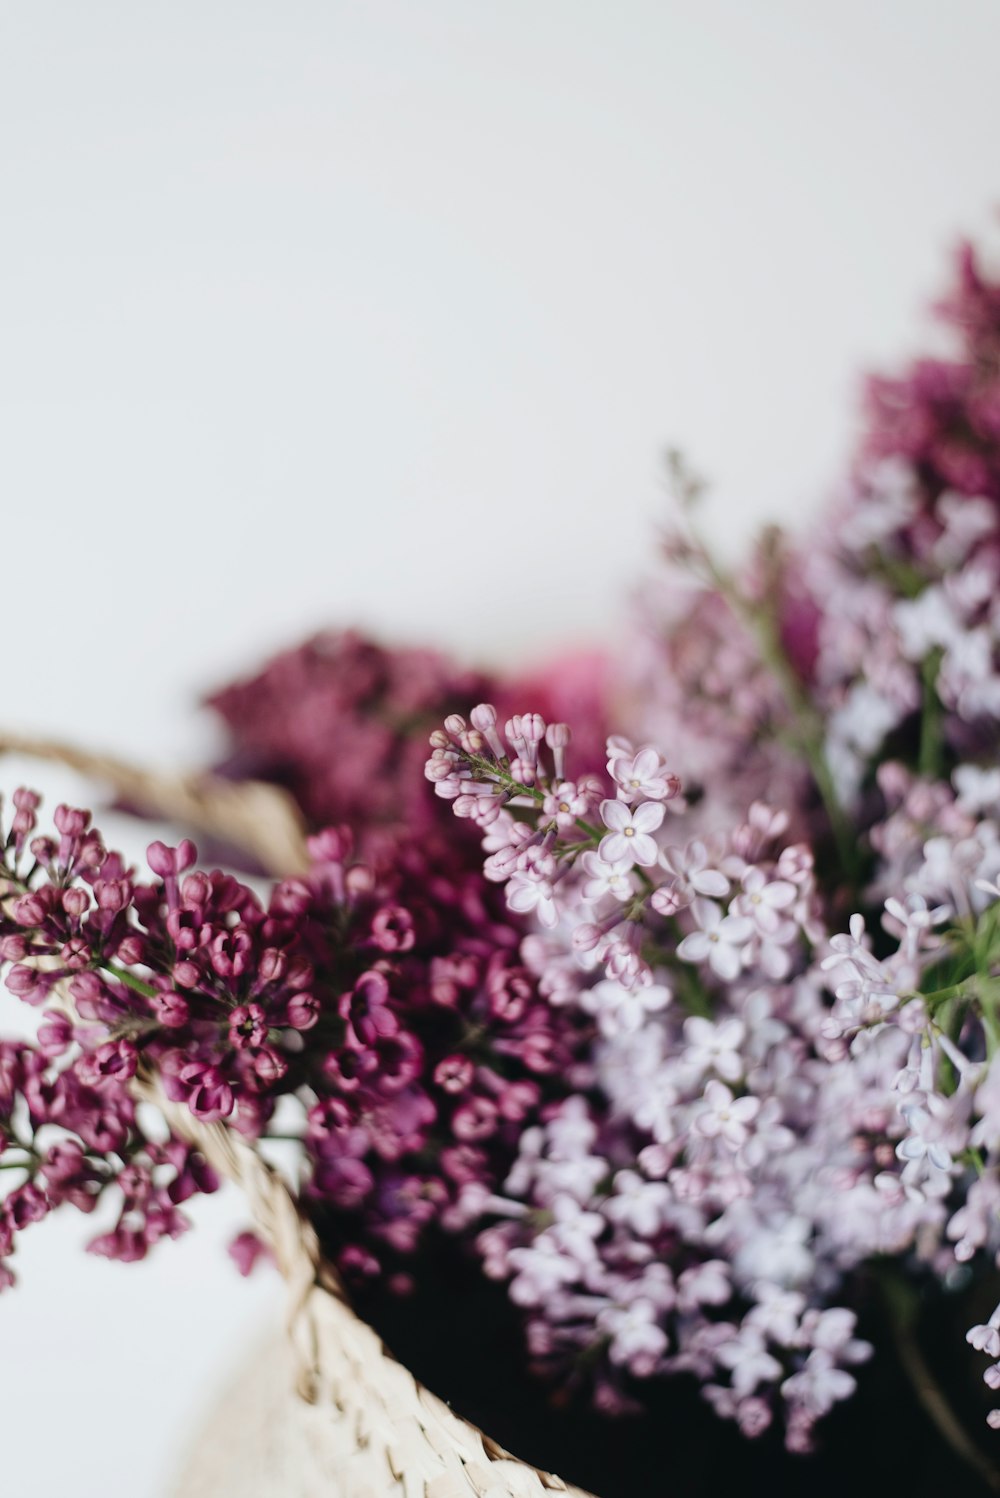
xmin=632 ymin=802 xmax=666 ymax=834
xmin=719 ymin=915 xmax=754 ymax=943
xmin=632 ymin=833 xmax=660 ymax=867
xmin=692 ymin=897 xmax=722 ymax=930
xmin=537 ymin=898 xmax=560 ymax=930
xmin=633 ymin=748 xmax=661 ymax=780
xmin=507 ymin=883 xmax=539 ymax=914
xmin=684 ymin=1016 xmax=713 ymax=1044
xmin=601 ymin=799 xmax=630 ymax=832
xmin=760 ymin=944 xmax=791 ymax=980
xmin=710 ymin=943 xmax=742 ymax=981
xmin=600 ymin=832 xmax=629 ymax=864
xmin=677 ymin=932 xmax=710 ymax=963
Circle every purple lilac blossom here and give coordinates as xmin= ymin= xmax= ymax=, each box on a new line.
xmin=427 ymin=701 xmax=1000 ymax=1446
xmin=6 ymin=237 xmax=1000 ymax=1464
xmin=0 ymin=792 xmax=583 ymax=1290
xmin=206 ymin=630 xmax=609 ymax=853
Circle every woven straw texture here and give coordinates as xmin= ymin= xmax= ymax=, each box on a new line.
xmin=153 ymin=1084 xmax=594 ymax=1498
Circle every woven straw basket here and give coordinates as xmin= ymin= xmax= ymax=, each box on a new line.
xmin=157 ymin=1088 xmax=594 ymax=1498
xmin=1 ymin=736 xmax=594 ymax=1498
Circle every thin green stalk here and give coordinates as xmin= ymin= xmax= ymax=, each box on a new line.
xmin=879 ymin=1266 xmax=1000 ymax=1493
xmin=693 ymin=540 xmax=860 ymax=887
xmin=982 ymin=1004 xmax=1000 ymax=1061
xmin=960 ymin=1147 xmax=987 ymax=1178
xmin=919 ymin=649 xmax=945 ymax=780
xmin=101 ymin=961 xmax=158 ymax=1000
xmin=921 ymin=983 xmax=971 ymax=1009
xmin=670 ymin=965 xmax=713 ymax=1018
xmin=469 ymin=755 xmax=606 ymax=845
xmin=469 ymin=750 xmax=658 ymax=896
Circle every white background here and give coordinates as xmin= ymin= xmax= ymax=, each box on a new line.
xmin=2 ymin=3 xmax=1000 ymax=1493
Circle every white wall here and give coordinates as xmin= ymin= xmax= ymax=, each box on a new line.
xmin=2 ymin=3 xmax=1000 ymax=1492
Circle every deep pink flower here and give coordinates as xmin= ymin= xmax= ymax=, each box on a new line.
xmin=171 ymin=1062 xmax=235 ymax=1123
xmin=339 ymin=971 xmax=399 ymax=1049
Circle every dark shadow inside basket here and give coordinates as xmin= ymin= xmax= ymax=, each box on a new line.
xmin=348 ymin=1243 xmax=1000 ymax=1498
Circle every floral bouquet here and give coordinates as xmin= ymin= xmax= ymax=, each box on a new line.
xmin=5 ymin=240 xmax=1000 ymax=1497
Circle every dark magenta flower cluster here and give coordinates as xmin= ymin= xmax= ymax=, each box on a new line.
xmin=0 ymin=1032 xmax=220 ymax=1283
xmin=865 ymin=242 xmax=1000 ymax=508
xmin=207 ymin=628 xmax=612 ymax=853
xmin=0 ymin=789 xmax=584 ymax=1289
xmin=207 ymin=629 xmax=496 ymax=846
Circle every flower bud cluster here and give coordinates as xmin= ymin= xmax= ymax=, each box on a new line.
xmin=207 ymin=629 xmax=497 ymax=846
xmin=428 ymin=692 xmax=1000 ymax=1445
xmin=9 ymin=236 xmax=1000 ymax=1467
xmin=0 ymin=793 xmax=581 ymax=1288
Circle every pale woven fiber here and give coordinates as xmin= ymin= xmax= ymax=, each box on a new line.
xmin=153 ymin=1084 xmax=595 ymax=1498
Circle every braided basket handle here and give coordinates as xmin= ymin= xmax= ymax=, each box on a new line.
xmin=0 ymin=730 xmax=313 ymax=878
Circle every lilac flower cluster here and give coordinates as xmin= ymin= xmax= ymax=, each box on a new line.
xmin=5 ymin=235 xmax=1000 ymax=1477
xmin=407 ymin=244 xmax=1000 ymax=1453
xmin=426 ymin=242 xmax=1000 ymax=1438
xmin=206 ymin=630 xmax=609 ymax=855
xmin=864 ymin=242 xmax=1000 ymax=508
xmin=797 ymin=464 xmax=1000 ymax=809
xmin=428 ymin=699 xmax=1000 ymax=1449
xmin=0 ymin=791 xmax=581 ymax=1289
xmin=207 ymin=629 xmax=496 ymax=847
xmin=628 ymin=539 xmax=809 ymax=839
xmin=634 ymin=248 xmax=1000 ymax=836
xmin=0 ymin=795 xmax=222 ymax=1277
xmin=427 ymin=712 xmax=861 ymax=1443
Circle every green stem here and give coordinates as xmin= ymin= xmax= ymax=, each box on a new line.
xmin=468 ymin=756 xmax=545 ymax=806
xmin=982 ymin=1005 xmax=1000 ymax=1061
xmin=921 ymin=983 xmax=972 ymax=1007
xmin=886 ymin=1294 xmax=994 ymax=1492
xmin=693 ymin=538 xmax=860 ymax=888
xmin=101 ymin=961 xmax=158 ymax=1001
xmin=879 ymin=1267 xmax=1000 ymax=1493
xmin=919 ymin=649 xmax=945 ymax=780
xmin=960 ymin=1146 xmax=987 ymax=1178
xmin=470 ymin=755 xmax=607 ymax=844
xmin=672 ymin=967 xmax=713 ymax=1017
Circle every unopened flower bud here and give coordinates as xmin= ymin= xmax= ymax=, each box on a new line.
xmin=545 ymin=722 xmax=571 ymax=777
xmin=62 ymin=887 xmax=91 ymax=918
xmin=470 ymin=704 xmax=507 ymax=758
xmin=151 ymin=990 xmax=190 ymax=1028
xmin=147 ymin=839 xmax=198 ymax=879
xmin=54 ymin=805 xmax=90 ymax=837
xmin=572 ymin=923 xmax=603 ymax=952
